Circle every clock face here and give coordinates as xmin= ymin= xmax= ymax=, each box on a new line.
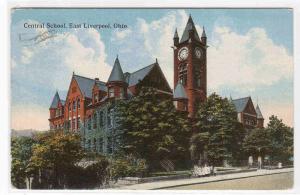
xmin=195 ymin=47 xmax=202 ymax=59
xmin=178 ymin=47 xmax=189 ymax=61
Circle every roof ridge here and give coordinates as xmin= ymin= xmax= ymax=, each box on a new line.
xmin=74 ymin=74 xmax=105 ymax=83
xmin=232 ymin=96 xmax=250 ymax=101
xmin=130 ymin=62 xmax=156 ymax=75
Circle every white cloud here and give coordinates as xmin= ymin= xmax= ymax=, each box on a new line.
xmin=11 ymin=20 xmax=112 ymax=130
xmin=112 ymin=10 xmax=199 ymax=89
xmin=208 ymin=26 xmax=293 ymax=91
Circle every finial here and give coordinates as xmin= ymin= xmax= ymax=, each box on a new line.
xmin=156 ymin=58 xmax=158 ymax=63
xmin=201 ymin=26 xmax=207 ymax=38
xmin=72 ymin=71 xmax=75 ymax=76
xmin=189 ymin=13 xmax=192 ymax=18
xmin=117 ymin=54 xmax=118 ymax=59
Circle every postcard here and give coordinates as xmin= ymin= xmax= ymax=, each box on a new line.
xmin=10 ymin=7 xmax=294 ymax=191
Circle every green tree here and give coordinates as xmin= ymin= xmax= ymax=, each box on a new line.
xmin=243 ymin=128 xmax=271 ymax=158
xmin=27 ymin=130 xmax=84 ymax=188
xmin=192 ymin=93 xmax=246 ymax=166
xmin=267 ymin=115 xmax=293 ymax=164
xmin=117 ymin=87 xmax=191 ymax=171
xmin=11 ymin=136 xmax=35 ymax=188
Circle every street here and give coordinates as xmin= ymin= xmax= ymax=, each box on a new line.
xmin=166 ymin=172 xmax=293 ymax=190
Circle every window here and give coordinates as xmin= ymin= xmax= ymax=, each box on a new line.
xmin=68 ymin=119 xmax=71 ymax=130
xmin=99 ymin=111 xmax=103 ymax=127
xmin=107 ymin=108 xmax=113 ymax=127
xmin=55 ymin=109 xmax=59 ymax=117
xmin=72 ymin=118 xmax=75 ymax=130
xmin=95 ymin=93 xmax=99 ymax=103
xmin=69 ymin=102 xmax=71 ymax=112
xmin=93 ymin=113 xmax=97 ymax=129
xmin=109 ymin=88 xmax=114 ymax=98
xmin=98 ymin=138 xmax=103 ymax=153
xmin=179 ymin=64 xmax=187 ymax=86
xmin=93 ymin=138 xmax=97 ymax=152
xmin=88 ymin=116 xmax=92 ymax=130
xmin=73 ymin=101 xmax=76 ymax=111
xmin=87 ymin=139 xmax=91 ymax=151
xmin=120 ymin=88 xmax=124 ymax=99
xmin=77 ymin=99 xmax=80 ymax=109
xmin=77 ymin=117 xmax=80 ymax=129
xmin=195 ymin=71 xmax=201 ymax=88
xmin=107 ymin=137 xmax=113 ymax=154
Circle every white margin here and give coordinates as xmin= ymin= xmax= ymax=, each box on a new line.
xmin=1 ymin=0 xmax=300 ymax=195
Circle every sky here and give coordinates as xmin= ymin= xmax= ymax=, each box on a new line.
xmin=10 ymin=8 xmax=293 ymax=130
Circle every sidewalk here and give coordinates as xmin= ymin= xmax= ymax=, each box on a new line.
xmin=116 ymin=168 xmax=293 ymax=190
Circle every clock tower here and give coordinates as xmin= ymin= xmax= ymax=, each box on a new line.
xmin=173 ymin=15 xmax=207 ymax=118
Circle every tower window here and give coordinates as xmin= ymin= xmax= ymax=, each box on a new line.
xmin=179 ymin=64 xmax=187 ymax=86
xmin=195 ymin=71 xmax=201 ymax=88
xmin=109 ymin=88 xmax=114 ymax=98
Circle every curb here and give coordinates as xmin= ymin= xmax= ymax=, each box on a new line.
xmin=118 ymin=168 xmax=293 ymax=190
xmin=154 ymin=170 xmax=294 ymax=190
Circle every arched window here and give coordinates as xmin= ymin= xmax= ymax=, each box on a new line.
xmin=68 ymin=102 xmax=71 ymax=112
xmin=109 ymin=88 xmax=114 ymax=98
xmin=99 ymin=111 xmax=104 ymax=127
xmin=73 ymin=100 xmax=76 ymax=111
xmin=179 ymin=64 xmax=187 ymax=86
xmin=87 ymin=115 xmax=92 ymax=130
xmin=107 ymin=108 xmax=114 ymax=127
xmin=93 ymin=113 xmax=97 ymax=129
xmin=77 ymin=99 xmax=80 ymax=109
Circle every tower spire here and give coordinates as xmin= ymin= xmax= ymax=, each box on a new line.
xmin=180 ymin=14 xmax=200 ymax=43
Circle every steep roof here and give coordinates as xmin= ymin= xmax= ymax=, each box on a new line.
xmin=108 ymin=57 xmax=125 ymax=82
xmin=73 ymin=75 xmax=106 ymax=98
xmin=95 ymin=80 xmax=107 ymax=92
xmin=180 ymin=15 xmax=201 ymax=43
xmin=50 ymin=91 xmax=60 ymax=109
xmin=232 ymin=97 xmax=251 ymax=113
xmin=126 ymin=63 xmax=156 ymax=87
xmin=174 ymin=82 xmax=187 ymax=99
xmin=256 ymin=105 xmax=264 ymax=119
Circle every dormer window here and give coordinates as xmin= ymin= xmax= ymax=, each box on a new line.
xmin=95 ymin=93 xmax=99 ymax=103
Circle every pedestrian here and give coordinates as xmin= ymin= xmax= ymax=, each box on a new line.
xmin=248 ymin=156 xmax=253 ymax=168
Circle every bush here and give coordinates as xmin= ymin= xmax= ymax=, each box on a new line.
xmin=110 ymin=155 xmax=148 ymax=182
xmin=67 ymin=157 xmax=109 ymax=189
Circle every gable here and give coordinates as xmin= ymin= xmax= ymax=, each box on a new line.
xmin=140 ymin=64 xmax=172 ymax=93
xmin=65 ymin=77 xmax=84 ymax=103
xmin=243 ymin=98 xmax=257 ymax=115
xmin=232 ymin=97 xmax=250 ymax=113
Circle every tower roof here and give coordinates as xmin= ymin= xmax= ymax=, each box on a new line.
xmin=256 ymin=105 xmax=264 ymax=119
xmin=174 ymin=82 xmax=188 ymax=99
xmin=108 ymin=56 xmax=125 ymax=82
xmin=180 ymin=15 xmax=201 ymax=43
xmin=173 ymin=28 xmax=179 ymax=39
xmin=50 ymin=91 xmax=60 ymax=109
